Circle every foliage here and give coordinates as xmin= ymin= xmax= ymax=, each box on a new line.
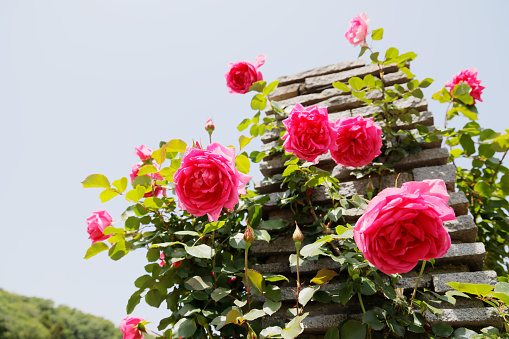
xmin=0 ymin=288 xmax=123 ymax=339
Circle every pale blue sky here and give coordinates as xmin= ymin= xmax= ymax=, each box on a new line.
xmin=0 ymin=0 xmax=507 ymax=329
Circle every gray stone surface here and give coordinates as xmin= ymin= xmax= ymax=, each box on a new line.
xmin=348 ymin=96 xmax=428 ymax=118
xmin=437 ymin=242 xmax=486 ymax=271
xmin=425 ymin=307 xmax=502 ymax=327
xmin=433 ymin=270 xmax=498 ymax=293
xmin=269 ymin=83 xmax=302 ymax=101
xmin=278 ymin=60 xmax=365 ymax=86
xmin=290 ymin=257 xmax=342 ymax=273
xmin=413 ymin=164 xmax=457 ymax=191
xmin=444 ymin=215 xmax=478 ymax=243
xmin=304 ymin=64 xmax=399 ymax=92
xmin=276 ymin=88 xmax=345 ymax=108
xmin=448 ymin=191 xmax=469 ymax=216
xmin=261 ymin=127 xmax=281 ymax=144
xmin=383 ymin=71 xmax=410 ymax=86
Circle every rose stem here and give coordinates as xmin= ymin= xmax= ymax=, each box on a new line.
xmin=245 ymin=246 xmax=251 ymax=311
xmin=410 ymin=260 xmax=427 ymax=307
xmin=358 ymin=292 xmax=366 ymax=313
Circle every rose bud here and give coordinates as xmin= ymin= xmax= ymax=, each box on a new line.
xmin=243 ymin=226 xmax=255 ymax=243
xmin=293 ymin=224 xmax=304 ymax=251
xmin=205 ymin=119 xmax=215 ymax=135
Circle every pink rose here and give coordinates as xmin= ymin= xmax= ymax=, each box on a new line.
xmin=86 ymin=210 xmax=112 ymax=244
xmin=173 ymin=260 xmax=182 ymax=268
xmin=330 ymin=116 xmax=382 ymax=168
xmin=120 ymin=316 xmax=144 ymax=339
xmin=445 ymin=68 xmax=485 ymax=104
xmin=205 ymin=119 xmax=215 ymax=134
xmin=281 ymin=103 xmax=336 ymax=163
xmin=159 ymin=252 xmax=166 ymax=267
xmin=345 ymin=13 xmax=369 ymax=46
xmin=134 ymin=145 xmax=152 ymax=162
xmin=174 ymin=142 xmax=251 ymax=222
xmin=225 ymin=55 xmax=265 ymax=94
xmin=354 ymin=180 xmax=455 ymax=274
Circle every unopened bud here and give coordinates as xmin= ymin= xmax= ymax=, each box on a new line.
xmin=205 ymin=119 xmax=215 ymax=135
xmin=293 ymin=224 xmax=304 ymax=251
xmin=244 ymin=226 xmax=255 ymax=243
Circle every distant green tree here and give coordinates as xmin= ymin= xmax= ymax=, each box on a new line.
xmin=48 ymin=321 xmax=66 ymax=339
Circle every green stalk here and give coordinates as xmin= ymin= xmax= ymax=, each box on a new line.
xmin=410 ymin=260 xmax=427 ymax=307
xmin=358 ymin=292 xmax=366 ymax=313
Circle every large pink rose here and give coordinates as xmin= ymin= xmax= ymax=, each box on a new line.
xmin=174 ymin=143 xmax=251 ymax=222
xmin=345 ymin=13 xmax=369 ymax=46
xmin=120 ymin=316 xmax=144 ymax=339
xmin=281 ymin=103 xmax=336 ymax=163
xmin=330 ymin=116 xmax=382 ymax=168
xmin=225 ymin=55 xmax=265 ymax=94
xmin=354 ymin=180 xmax=455 ymax=274
xmin=86 ymin=210 xmax=112 ymax=244
xmin=445 ymin=68 xmax=485 ymax=104
xmin=134 ymin=145 xmax=152 ymax=162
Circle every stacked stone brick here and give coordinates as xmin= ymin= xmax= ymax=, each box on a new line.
xmin=250 ymin=60 xmax=503 ymax=336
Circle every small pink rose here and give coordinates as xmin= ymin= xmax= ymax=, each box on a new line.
xmin=445 ymin=68 xmax=485 ymax=104
xmin=281 ymin=103 xmax=336 ymax=163
xmin=345 ymin=13 xmax=370 ymax=46
xmin=174 ymin=142 xmax=251 ymax=222
xmin=225 ymin=55 xmax=265 ymax=94
xmin=354 ymin=180 xmax=455 ymax=274
xmin=159 ymin=252 xmax=166 ymax=267
xmin=205 ymin=119 xmax=215 ymax=134
xmin=134 ymin=145 xmax=152 ymax=162
xmin=86 ymin=210 xmax=112 ymax=244
xmin=120 ymin=316 xmax=145 ymax=339
xmin=330 ymin=116 xmax=382 ymax=168
xmin=172 ymin=260 xmax=182 ymax=268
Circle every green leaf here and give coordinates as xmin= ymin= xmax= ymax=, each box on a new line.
xmin=281 ymin=314 xmax=307 ymax=339
xmin=259 ymin=220 xmax=287 ymax=230
xmin=459 ymin=133 xmax=475 ymax=156
xmin=166 ymin=139 xmax=187 ymax=153
xmin=432 ymin=88 xmax=452 ymax=103
xmin=451 ymin=328 xmax=478 ymax=339
xmin=474 ymin=181 xmax=491 ymax=197
xmin=203 ymin=221 xmax=226 ymax=234
xmin=492 ymin=134 xmax=509 ymax=152
xmin=185 ymin=276 xmax=212 ymax=290
xmin=239 ymin=135 xmax=253 ymax=150
xmin=432 ymin=323 xmax=454 ymax=337
xmin=246 ymin=269 xmax=264 ymax=295
xmin=451 ymin=83 xmax=474 ymax=105
xmin=263 ymin=274 xmax=289 ymax=282
xmin=137 ymin=165 xmax=158 ymax=176
xmin=254 ymin=229 xmax=270 ymax=243
xmin=333 ymin=81 xmax=350 ymax=92
xmin=237 ymin=118 xmax=252 ymax=132
xmin=311 ymin=269 xmax=339 ymax=285
xmin=242 ymin=309 xmax=265 ymax=321
xmin=359 ymin=277 xmax=377 ymax=295
xmin=411 ymin=88 xmax=424 ymax=99
xmin=224 ymin=309 xmax=242 ymax=326
xmin=298 ymin=285 xmax=320 ymax=307
xmin=370 ymin=52 xmax=379 ymax=63
xmin=132 ymin=175 xmax=151 ymax=188
xmin=263 ymin=80 xmax=279 ymax=96
xmin=84 ymin=242 xmax=109 ymax=259
xmin=387 ymin=318 xmax=405 ymax=337
xmin=362 ymin=310 xmax=384 ymax=331
xmin=126 ymin=291 xmax=141 ymax=314
xmin=103 ymin=226 xmax=124 ymax=235
xmin=173 ymin=318 xmax=197 ymax=338
xmin=450 ymin=148 xmax=463 ymax=158
xmin=358 ymin=46 xmax=368 ymax=57
xmin=419 ymin=78 xmax=434 ymax=88
xmin=480 ymin=129 xmax=499 ymax=141
xmin=262 ymin=300 xmax=281 ymax=316
xmin=108 ymin=240 xmax=127 ymax=260
xmin=186 ymin=244 xmax=213 ymax=259
xmin=211 ymin=288 xmax=231 ymax=302
xmin=495 ymin=282 xmax=509 ymax=294
xmin=251 ymin=93 xmax=267 ymax=111
xmin=348 ymin=77 xmax=364 ymax=91
xmin=363 ymin=74 xmax=376 ymax=88
xmin=261 ymin=326 xmax=282 ymax=337
xmin=446 ymin=282 xmax=494 ymax=296
xmin=100 ymin=189 xmax=120 ymax=203
xmin=341 ymin=320 xmax=367 ymax=339
xmin=145 ymin=289 xmax=164 ymax=307
xmin=371 ymin=28 xmax=383 ymax=40
xmin=112 ymin=177 xmax=128 ymax=192
xmin=324 ymin=327 xmax=339 ymax=339
xmin=82 ymin=174 xmax=110 ymax=189
xmin=126 ymin=186 xmax=146 ymax=203
xmin=385 ymin=47 xmax=399 ymax=60
xmin=282 ymin=164 xmax=299 ymax=177
xmin=300 ymin=241 xmax=325 ymax=258
xmin=249 ymin=81 xmax=266 ymax=93
xmin=400 ymin=66 xmax=415 ymax=79
xmin=235 ymin=154 xmax=250 ymax=174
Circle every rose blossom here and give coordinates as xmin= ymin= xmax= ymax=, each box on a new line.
xmin=225 ymin=55 xmax=265 ymax=94
xmin=159 ymin=252 xmax=166 ymax=268
xmin=345 ymin=13 xmax=369 ymax=46
xmin=134 ymin=145 xmax=152 ymax=162
xmin=354 ymin=179 xmax=455 ymax=274
xmin=330 ymin=116 xmax=382 ymax=168
xmin=445 ymin=68 xmax=485 ymax=104
xmin=174 ymin=142 xmax=251 ymax=222
xmin=86 ymin=210 xmax=112 ymax=243
xmin=120 ymin=316 xmax=145 ymax=339
xmin=281 ymin=103 xmax=336 ymax=163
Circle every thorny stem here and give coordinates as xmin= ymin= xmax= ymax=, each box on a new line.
xmin=245 ymin=245 xmax=251 ymax=311
xmin=296 ymin=246 xmax=301 ymax=315
xmin=490 ymin=149 xmax=508 ymax=186
xmin=358 ymin=292 xmax=366 ymax=313
xmin=205 ymin=325 xmax=214 ymax=339
xmin=305 ymin=194 xmax=319 ymax=223
xmin=410 ymin=260 xmax=427 ymax=307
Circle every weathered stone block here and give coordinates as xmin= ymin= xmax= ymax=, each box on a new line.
xmin=425 ymin=307 xmax=502 ymax=328
xmin=448 ymin=191 xmax=469 ymax=216
xmin=413 ymin=164 xmax=457 ymax=191
xmin=444 ymin=215 xmax=478 ymax=243
xmin=269 ymin=83 xmax=302 ymax=101
xmin=437 ymin=242 xmax=486 ymax=271
xmin=432 ymin=271 xmax=498 ymax=293
xmin=278 ymin=60 xmax=365 ymax=86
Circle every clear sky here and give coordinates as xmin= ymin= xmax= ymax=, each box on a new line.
xmin=1 ymin=0 xmax=508 ymax=329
